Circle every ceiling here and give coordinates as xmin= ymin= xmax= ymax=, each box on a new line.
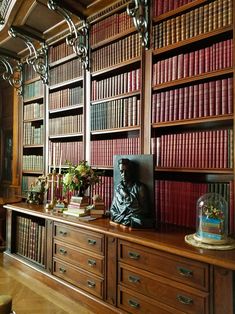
xmin=0 ymin=0 xmax=119 ymax=59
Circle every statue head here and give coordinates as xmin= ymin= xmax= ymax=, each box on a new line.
xmin=118 ymin=158 xmax=134 ymax=185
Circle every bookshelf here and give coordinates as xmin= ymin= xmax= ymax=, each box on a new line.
xmin=48 ymin=41 xmax=84 ymax=171
xmin=151 ymin=0 xmax=234 ymax=230
xmin=21 ymin=63 xmax=45 ymax=198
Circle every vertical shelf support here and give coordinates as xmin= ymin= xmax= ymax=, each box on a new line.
xmin=127 ymin=0 xmax=149 ymax=49
xmin=47 ymin=0 xmax=89 ymax=69
xmin=8 ymin=26 xmax=48 ymax=84
xmin=0 ymin=54 xmax=22 ymax=95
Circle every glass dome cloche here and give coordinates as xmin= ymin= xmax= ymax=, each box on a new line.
xmin=194 ymin=192 xmax=228 ymax=244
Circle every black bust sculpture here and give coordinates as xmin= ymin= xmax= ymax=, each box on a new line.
xmin=110 ymin=158 xmax=153 ymax=228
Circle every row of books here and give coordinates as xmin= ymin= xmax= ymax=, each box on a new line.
xmin=23 ymin=123 xmax=44 ymax=145
xmin=49 ymin=141 xmax=84 ymax=168
xmin=153 ymin=0 xmax=195 ymax=17
xmin=49 ymin=114 xmax=83 ymax=136
xmin=155 ymin=180 xmax=234 ymax=233
xmin=90 ymin=175 xmax=114 ymax=213
xmin=153 ymin=0 xmax=232 ymax=48
xmin=91 ymin=33 xmax=141 ymax=72
xmin=49 ymin=41 xmax=74 ymax=63
xmin=24 ymin=80 xmax=44 ymax=100
xmin=152 ymin=129 xmax=233 ymax=169
xmin=153 ymin=39 xmax=233 ymax=85
xmin=22 ymin=155 xmax=43 ymax=172
xmin=90 ymin=137 xmax=140 ymax=167
xmin=50 ymin=59 xmax=83 ymax=86
xmin=16 ymin=216 xmax=45 ymax=265
xmin=49 ymin=85 xmax=83 ymax=110
xmin=152 ymin=78 xmax=233 ymax=123
xmin=91 ymin=96 xmax=140 ymax=131
xmin=90 ymin=10 xmax=133 ymax=46
xmin=92 ymin=69 xmax=141 ymax=101
xmin=22 ymin=175 xmax=39 ymax=196
xmin=24 ymin=63 xmax=39 ymax=81
xmin=23 ymin=102 xmax=44 ymax=120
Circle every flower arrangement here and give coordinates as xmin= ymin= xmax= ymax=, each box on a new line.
xmin=62 ymin=160 xmax=100 ymax=196
xmin=200 ymin=203 xmax=225 ymax=220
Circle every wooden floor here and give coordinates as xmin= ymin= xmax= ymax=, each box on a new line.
xmin=0 ymin=253 xmax=95 ymax=314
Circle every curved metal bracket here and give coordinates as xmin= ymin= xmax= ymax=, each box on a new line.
xmin=8 ymin=27 xmax=48 ymax=84
xmin=47 ymin=0 xmax=89 ymax=69
xmin=127 ymin=0 xmax=149 ymax=49
xmin=0 ymin=56 xmax=22 ymax=95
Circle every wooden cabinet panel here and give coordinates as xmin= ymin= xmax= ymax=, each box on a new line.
xmin=53 ymin=239 xmax=104 ymax=276
xmin=119 ymin=263 xmax=209 ymax=314
xmin=53 ymin=258 xmax=104 ymax=299
xmin=54 ymin=222 xmax=104 ymax=254
xmin=119 ymin=240 xmax=209 ymax=291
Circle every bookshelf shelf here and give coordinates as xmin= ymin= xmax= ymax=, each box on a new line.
xmin=152 ymin=68 xmax=233 ymax=91
xmin=91 ymin=126 xmax=140 ymax=135
xmin=153 ymin=26 xmax=233 ymax=56
xmin=156 ymin=168 xmax=234 ymax=174
xmin=91 ymin=27 xmax=137 ymax=50
xmin=91 ymin=57 xmax=141 ymax=77
xmin=49 ymin=133 xmax=83 ymax=139
xmin=22 ymin=170 xmax=44 ymax=175
xmin=23 ymin=117 xmax=44 ymax=123
xmin=24 ymin=76 xmax=42 ymax=85
xmin=153 ymin=0 xmax=207 ymax=23
xmin=152 ymin=114 xmax=233 ymax=129
xmin=49 ymin=77 xmax=83 ymax=90
xmin=49 ymin=52 xmax=77 ymax=68
xmin=24 ymin=95 xmax=44 ymax=103
xmin=49 ymin=104 xmax=83 ymax=114
xmin=91 ymin=91 xmax=140 ymax=105
xmin=23 ymin=145 xmax=44 ymax=148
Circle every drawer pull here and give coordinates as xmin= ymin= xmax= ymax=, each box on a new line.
xmin=88 ymin=259 xmax=96 ymax=267
xmin=87 ymin=280 xmax=96 ymax=288
xmin=59 ymin=248 xmax=67 ymax=255
xmin=128 ymin=299 xmax=140 ymax=308
xmin=177 ymin=266 xmax=193 ymax=277
xmin=128 ymin=251 xmax=140 ymax=260
xmin=59 ymin=230 xmax=67 ymax=236
xmin=177 ymin=294 xmax=193 ymax=305
xmin=59 ymin=267 xmax=66 ymax=274
xmin=128 ymin=275 xmax=140 ymax=283
xmin=88 ymin=239 xmax=96 ymax=245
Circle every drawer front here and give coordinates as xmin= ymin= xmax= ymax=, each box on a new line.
xmin=54 ymin=240 xmax=104 ymax=276
xmin=54 ymin=222 xmax=104 ymax=254
xmin=119 ymin=240 xmax=209 ymax=291
xmin=119 ymin=264 xmax=209 ymax=314
xmin=53 ymin=259 xmax=103 ymax=299
xmin=118 ymin=286 xmax=183 ymax=314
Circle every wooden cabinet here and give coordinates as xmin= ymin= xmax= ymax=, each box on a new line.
xmin=3 ymin=203 xmax=235 ymax=313
xmin=52 ymin=222 xmax=105 ymax=299
xmin=118 ymin=240 xmax=210 ymax=313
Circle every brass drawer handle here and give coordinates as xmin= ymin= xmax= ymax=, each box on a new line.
xmin=128 ymin=251 xmax=140 ymax=260
xmin=88 ymin=239 xmax=96 ymax=245
xmin=59 ymin=230 xmax=67 ymax=236
xmin=59 ymin=267 xmax=66 ymax=274
xmin=59 ymin=248 xmax=67 ymax=255
xmin=88 ymin=259 xmax=96 ymax=267
xmin=128 ymin=275 xmax=140 ymax=283
xmin=87 ymin=280 xmax=96 ymax=288
xmin=177 ymin=294 xmax=193 ymax=305
xmin=128 ymin=299 xmax=140 ymax=308
xmin=177 ymin=266 xmax=193 ymax=277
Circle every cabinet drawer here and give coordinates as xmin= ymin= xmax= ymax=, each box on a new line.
xmin=54 ymin=222 xmax=104 ymax=254
xmin=118 ymin=286 xmax=183 ymax=314
xmin=53 ymin=258 xmax=104 ymax=299
xmin=119 ymin=263 xmax=209 ymax=314
xmin=119 ymin=240 xmax=209 ymax=291
xmin=54 ymin=240 xmax=104 ymax=276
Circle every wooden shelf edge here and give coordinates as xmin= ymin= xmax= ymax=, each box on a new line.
xmin=153 ymin=68 xmax=233 ymax=91
xmin=152 ymin=115 xmax=234 ymax=128
xmin=153 ymin=26 xmax=233 ymax=56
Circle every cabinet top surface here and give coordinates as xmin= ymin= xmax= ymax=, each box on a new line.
xmin=5 ymin=202 xmax=235 ymax=270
